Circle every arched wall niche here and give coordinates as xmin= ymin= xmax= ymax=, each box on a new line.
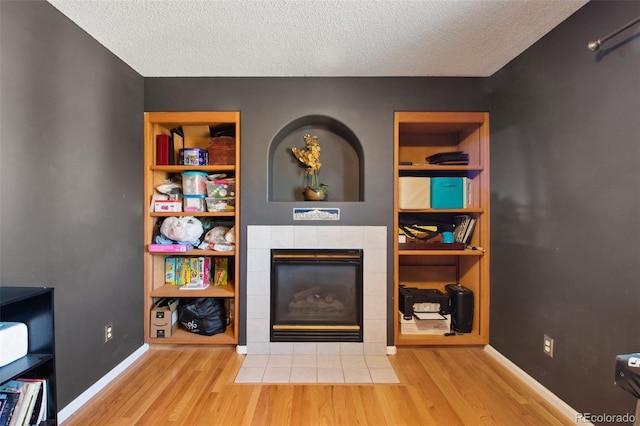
xmin=268 ymin=115 xmax=364 ymax=202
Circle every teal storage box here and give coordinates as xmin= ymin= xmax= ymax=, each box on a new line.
xmin=431 ymin=177 xmax=464 ymax=209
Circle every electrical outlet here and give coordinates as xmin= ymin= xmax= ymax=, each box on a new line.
xmin=543 ymin=334 xmax=554 ymax=358
xmin=105 ymin=323 xmax=113 ymax=343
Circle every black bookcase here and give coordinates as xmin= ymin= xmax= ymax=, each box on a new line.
xmin=0 ymin=287 xmax=57 ymax=425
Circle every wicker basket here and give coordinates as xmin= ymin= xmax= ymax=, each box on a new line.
xmin=208 ymin=136 xmax=236 ymax=165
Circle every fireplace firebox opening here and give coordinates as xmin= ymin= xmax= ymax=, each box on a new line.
xmin=270 ymin=249 xmax=363 ymax=342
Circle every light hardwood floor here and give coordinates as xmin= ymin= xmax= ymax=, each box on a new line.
xmin=62 ymin=345 xmax=573 ymax=425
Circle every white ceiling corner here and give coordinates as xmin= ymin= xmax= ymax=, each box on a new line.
xmin=46 ymin=0 xmax=589 ymax=77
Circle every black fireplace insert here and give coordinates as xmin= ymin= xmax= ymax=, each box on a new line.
xmin=270 ymin=249 xmax=363 ymax=342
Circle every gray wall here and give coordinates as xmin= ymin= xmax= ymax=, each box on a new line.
xmin=489 ymin=0 xmax=640 ymax=418
xmin=145 ymin=77 xmax=488 ymax=344
xmin=3 ymin=0 xmax=638 ymax=420
xmin=0 ymin=1 xmax=144 ymax=408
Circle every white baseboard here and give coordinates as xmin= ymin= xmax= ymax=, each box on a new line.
xmin=58 ymin=344 xmax=149 ymax=424
xmin=236 ymin=345 xmax=247 ymax=354
xmin=387 ymin=346 xmax=397 ymax=355
xmin=484 ymin=345 xmax=589 ymax=425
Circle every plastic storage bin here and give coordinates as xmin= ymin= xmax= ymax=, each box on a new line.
xmin=206 ymin=178 xmax=236 ymax=198
xmin=183 ymin=195 xmax=206 ymax=212
xmin=206 ymin=197 xmax=235 ymax=212
xmin=182 ymin=171 xmax=208 ymax=196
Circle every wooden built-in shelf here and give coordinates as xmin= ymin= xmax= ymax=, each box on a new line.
xmin=144 ymin=111 xmax=240 ymax=346
xmin=394 ymin=111 xmax=490 ymax=347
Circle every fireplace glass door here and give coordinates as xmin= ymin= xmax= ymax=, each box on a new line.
xmin=270 ymin=249 xmax=363 ymax=342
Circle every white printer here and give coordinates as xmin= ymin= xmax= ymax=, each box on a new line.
xmin=0 ymin=322 xmax=28 ymax=367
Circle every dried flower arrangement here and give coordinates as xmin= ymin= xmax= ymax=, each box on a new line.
xmin=291 ymin=134 xmax=328 ymax=197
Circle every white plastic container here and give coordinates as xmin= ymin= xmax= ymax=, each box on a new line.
xmin=205 ymin=178 xmax=236 ymax=198
xmin=182 ymin=171 xmax=208 ymax=196
xmin=206 ymin=197 xmax=235 ymax=212
xmin=183 ymin=195 xmax=206 ymax=212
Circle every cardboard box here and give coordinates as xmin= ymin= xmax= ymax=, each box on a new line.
xmin=399 ymin=312 xmax=451 ymax=335
xmin=399 ymin=177 xmax=430 ymax=209
xmin=165 ymin=257 xmax=177 ymax=285
xmin=150 ymin=298 xmax=179 ymax=338
xmin=154 ymin=200 xmax=182 ymax=212
xmin=213 ymin=258 xmax=228 ymax=286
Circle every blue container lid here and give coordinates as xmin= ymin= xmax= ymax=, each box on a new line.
xmin=182 ymin=171 xmax=208 ymax=176
xmin=182 ymin=194 xmax=206 ymax=199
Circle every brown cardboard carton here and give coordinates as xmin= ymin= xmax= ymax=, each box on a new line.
xmin=150 ymin=298 xmax=179 ymax=338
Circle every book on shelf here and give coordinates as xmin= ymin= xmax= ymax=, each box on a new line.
xmin=453 ymin=215 xmax=471 ymax=243
xmin=0 ymin=379 xmax=42 ymax=426
xmin=453 ymin=215 xmax=477 ymax=245
xmin=0 ymin=390 xmax=20 ymax=426
xmin=18 ymin=379 xmax=46 ymax=426
xmin=462 ymin=217 xmax=477 ymax=245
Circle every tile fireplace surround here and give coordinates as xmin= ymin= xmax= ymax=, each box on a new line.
xmin=236 ymin=225 xmax=398 ymax=384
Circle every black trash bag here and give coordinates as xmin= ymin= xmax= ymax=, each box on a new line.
xmin=178 ymin=297 xmax=226 ymax=336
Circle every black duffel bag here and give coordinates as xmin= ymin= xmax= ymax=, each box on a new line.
xmin=178 ymin=297 xmax=226 ymax=336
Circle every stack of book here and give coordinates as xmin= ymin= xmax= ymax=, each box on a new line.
xmin=426 ymin=150 xmax=469 ymax=165
xmin=453 ymin=215 xmax=477 ymax=245
xmin=0 ymin=378 xmax=47 ymax=426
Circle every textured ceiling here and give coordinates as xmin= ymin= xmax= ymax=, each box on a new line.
xmin=47 ymin=0 xmax=588 ymax=77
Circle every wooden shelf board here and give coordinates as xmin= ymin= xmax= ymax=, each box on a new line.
xmin=151 ymin=165 xmax=235 ymax=173
xmin=398 ymin=165 xmax=483 ymax=172
xmin=398 ymin=208 xmax=484 ymax=214
xmin=396 ymin=333 xmax=487 ymax=346
xmin=398 ymin=249 xmax=484 ymax=256
xmin=148 ymin=248 xmax=235 ymax=256
xmin=150 ymin=284 xmax=235 ymax=298
xmin=148 ymin=325 xmax=236 ymax=345
xmin=151 ymin=211 xmax=235 ymax=218
xmin=0 ymin=353 xmax=54 ymax=384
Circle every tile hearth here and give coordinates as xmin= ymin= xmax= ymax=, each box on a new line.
xmin=235 ymin=353 xmax=399 ymax=384
xmin=236 ymin=225 xmax=398 ymax=384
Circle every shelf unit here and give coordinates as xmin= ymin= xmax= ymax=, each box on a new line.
xmin=393 ymin=112 xmax=490 ymax=346
xmin=144 ymin=112 xmax=240 ymax=345
xmin=0 ymin=286 xmax=57 ymax=425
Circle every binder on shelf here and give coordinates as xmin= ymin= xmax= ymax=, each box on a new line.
xmin=156 ymin=135 xmax=171 ymax=165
